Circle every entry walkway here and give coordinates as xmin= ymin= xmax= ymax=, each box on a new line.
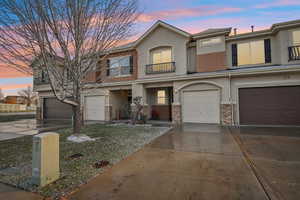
xmin=70 ymin=124 xmax=268 ymax=200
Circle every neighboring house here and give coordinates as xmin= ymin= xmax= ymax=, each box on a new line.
xmin=4 ymin=96 xmax=27 ymax=104
xmin=33 ymin=19 xmax=300 ymax=126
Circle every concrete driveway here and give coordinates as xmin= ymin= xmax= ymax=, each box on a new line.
xmin=230 ymin=126 xmax=300 ymax=200
xmin=0 ymin=119 xmax=38 ymax=141
xmin=69 ymin=124 xmax=269 ymax=200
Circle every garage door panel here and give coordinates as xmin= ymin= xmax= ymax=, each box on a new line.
xmin=85 ymin=96 xmax=105 ymax=121
xmin=239 ymin=86 xmax=300 ymax=126
xmin=44 ymin=98 xmax=73 ymax=120
xmin=182 ymin=90 xmax=220 ymax=124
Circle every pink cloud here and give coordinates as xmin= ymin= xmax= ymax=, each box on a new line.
xmin=255 ymin=0 xmax=300 ymax=8
xmin=0 ymin=66 xmax=31 ymax=78
xmin=177 ymin=17 xmax=270 ymax=35
xmin=138 ymin=6 xmax=243 ymax=22
xmin=0 ymin=83 xmax=32 ymax=90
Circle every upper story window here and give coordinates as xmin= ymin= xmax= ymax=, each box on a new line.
xmin=107 ymin=55 xmax=133 ymax=77
xmin=198 ymin=37 xmax=222 ymax=47
xmin=232 ymin=39 xmax=271 ymax=67
xmin=238 ymin=40 xmax=265 ymax=65
xmin=146 ymin=47 xmax=175 ymax=74
xmin=151 ymin=47 xmax=172 ymax=64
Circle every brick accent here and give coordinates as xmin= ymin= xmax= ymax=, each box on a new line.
xmin=105 ymin=105 xmax=112 ymax=121
xmin=221 ymin=104 xmax=232 ymax=125
xmin=172 ymin=104 xmax=182 ymax=124
xmin=197 ymin=51 xmax=228 ymax=73
xmin=98 ymin=50 xmax=138 ymax=83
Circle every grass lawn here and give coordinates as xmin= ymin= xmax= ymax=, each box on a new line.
xmin=0 ymin=114 xmax=35 ymax=122
xmin=0 ymin=123 xmax=169 ymax=198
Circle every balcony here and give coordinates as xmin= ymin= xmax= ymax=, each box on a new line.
xmin=145 ymin=62 xmax=175 ymax=74
xmin=288 ymin=45 xmax=300 ymax=61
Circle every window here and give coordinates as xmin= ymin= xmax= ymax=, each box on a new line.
xmin=199 ymin=37 xmax=222 ymax=47
xmin=151 ymin=47 xmax=172 ymax=64
xmin=108 ymin=56 xmax=132 ymax=77
xmin=157 ymin=90 xmax=167 ymax=105
xmin=292 ymin=30 xmax=300 ymax=45
xmin=237 ymin=40 xmax=265 ymax=66
xmin=149 ymin=47 xmax=173 ymax=72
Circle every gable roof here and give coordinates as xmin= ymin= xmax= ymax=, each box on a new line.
xmin=134 ymin=20 xmax=191 ymax=46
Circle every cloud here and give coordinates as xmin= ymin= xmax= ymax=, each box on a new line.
xmin=0 ymin=83 xmax=32 ymax=90
xmin=255 ymin=0 xmax=300 ymax=8
xmin=0 ymin=67 xmax=31 ymax=78
xmin=138 ymin=6 xmax=243 ymax=22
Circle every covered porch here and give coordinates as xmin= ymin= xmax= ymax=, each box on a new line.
xmin=146 ymin=87 xmax=173 ymax=122
xmin=110 ymin=89 xmax=132 ymax=120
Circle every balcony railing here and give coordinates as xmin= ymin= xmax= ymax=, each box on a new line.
xmin=288 ymin=45 xmax=300 ymax=61
xmin=146 ymin=62 xmax=175 ymax=74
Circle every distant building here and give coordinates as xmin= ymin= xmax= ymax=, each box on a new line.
xmin=4 ymin=96 xmax=27 ymax=104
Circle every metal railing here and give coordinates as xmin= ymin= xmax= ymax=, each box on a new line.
xmin=288 ymin=45 xmax=300 ymax=61
xmin=145 ymin=62 xmax=175 ymax=74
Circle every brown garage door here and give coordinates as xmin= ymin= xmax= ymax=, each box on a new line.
xmin=43 ymin=98 xmax=73 ymax=120
xmin=239 ymin=86 xmax=300 ymax=126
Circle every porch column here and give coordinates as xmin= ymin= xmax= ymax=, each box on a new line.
xmin=172 ymin=82 xmax=182 ymax=124
xmin=105 ymin=90 xmax=112 ymax=122
xmin=36 ymin=97 xmax=43 ymax=122
xmin=172 ymin=103 xmax=182 ymax=125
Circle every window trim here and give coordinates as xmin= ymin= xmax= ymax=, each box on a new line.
xmin=149 ymin=46 xmax=173 ymax=65
xmin=107 ymin=55 xmax=133 ymax=77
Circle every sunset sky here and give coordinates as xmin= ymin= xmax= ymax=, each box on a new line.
xmin=1 ymin=0 xmax=299 ymax=96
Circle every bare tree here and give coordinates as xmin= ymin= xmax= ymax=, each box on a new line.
xmin=0 ymin=0 xmax=139 ymax=134
xmin=18 ymin=86 xmax=37 ymax=106
xmin=131 ymin=96 xmax=146 ymax=125
xmin=0 ymin=88 xmax=4 ymax=101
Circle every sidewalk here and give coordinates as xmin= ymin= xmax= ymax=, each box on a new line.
xmin=0 ymin=183 xmax=42 ymax=200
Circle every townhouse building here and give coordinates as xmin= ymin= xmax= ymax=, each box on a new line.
xmin=33 ymin=19 xmax=300 ymax=126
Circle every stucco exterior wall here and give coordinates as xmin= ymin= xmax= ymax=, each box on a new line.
xmin=226 ymin=35 xmax=279 ymax=68
xmin=136 ymin=26 xmax=189 ymax=79
xmin=278 ymin=28 xmax=300 ymax=65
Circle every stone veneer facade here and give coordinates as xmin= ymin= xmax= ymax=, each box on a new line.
xmin=172 ymin=104 xmax=182 ymax=124
xmin=221 ymin=104 xmax=232 ymax=125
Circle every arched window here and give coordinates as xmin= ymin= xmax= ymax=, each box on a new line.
xmin=146 ymin=47 xmax=174 ymax=74
xmin=150 ymin=47 xmax=172 ymax=64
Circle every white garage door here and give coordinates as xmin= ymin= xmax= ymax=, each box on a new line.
xmin=182 ymin=90 xmax=220 ymax=124
xmin=85 ymin=96 xmax=105 ymax=121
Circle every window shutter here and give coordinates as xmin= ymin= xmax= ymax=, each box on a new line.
xmin=232 ymin=44 xmax=238 ymax=66
xmin=106 ymin=59 xmax=110 ymax=76
xmin=129 ymin=55 xmax=133 ymax=74
xmin=264 ymin=39 xmax=272 ymax=63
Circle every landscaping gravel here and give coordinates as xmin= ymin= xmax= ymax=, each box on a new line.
xmin=0 ymin=123 xmax=169 ymax=198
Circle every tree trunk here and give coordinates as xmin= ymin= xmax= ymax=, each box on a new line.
xmin=73 ymin=104 xmax=82 ymax=135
